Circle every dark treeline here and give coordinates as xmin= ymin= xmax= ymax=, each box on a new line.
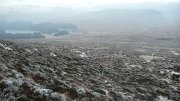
xmin=0 ymin=21 xmax=77 ymax=39
xmin=0 ymin=21 xmax=77 ymax=32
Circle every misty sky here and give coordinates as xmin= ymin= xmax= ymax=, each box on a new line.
xmin=0 ymin=0 xmax=179 ymax=7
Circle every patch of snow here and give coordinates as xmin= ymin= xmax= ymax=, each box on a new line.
xmin=15 ymin=73 xmax=24 ymax=78
xmin=170 ymin=86 xmax=178 ymax=91
xmin=50 ymin=52 xmax=57 ymax=57
xmin=3 ymin=76 xmax=24 ymax=86
xmin=0 ymin=43 xmax=4 ymax=48
xmin=34 ymin=48 xmax=38 ymax=51
xmin=51 ymin=92 xmax=67 ymax=100
xmin=25 ymin=49 xmax=33 ymax=53
xmin=170 ymin=50 xmax=179 ymax=56
xmin=140 ymin=55 xmax=162 ymax=62
xmin=129 ymin=65 xmax=143 ymax=68
xmin=51 ymin=92 xmax=61 ymax=98
xmin=72 ymin=50 xmax=82 ymax=54
xmin=35 ymin=88 xmax=52 ymax=95
xmin=160 ymin=70 xmax=165 ymax=74
xmin=79 ymin=52 xmax=87 ymax=58
xmin=171 ymin=71 xmax=180 ymax=75
xmin=4 ymin=47 xmax=13 ymax=51
xmin=155 ymin=96 xmax=174 ymax=101
xmin=0 ymin=43 xmax=13 ymax=51
xmin=136 ymin=49 xmax=146 ymax=52
xmin=56 ymin=48 xmax=59 ymax=51
xmin=49 ymin=68 xmax=55 ymax=73
xmin=2 ymin=78 xmax=14 ymax=86
xmin=72 ymin=49 xmax=87 ymax=58
xmin=12 ymin=70 xmax=24 ymax=78
xmin=105 ymin=90 xmax=109 ymax=97
xmin=124 ymin=63 xmax=129 ymax=66
xmin=161 ymin=78 xmax=171 ymax=84
xmin=76 ymin=86 xmax=86 ymax=94
xmin=165 ymin=69 xmax=171 ymax=73
xmin=61 ymin=71 xmax=68 ymax=75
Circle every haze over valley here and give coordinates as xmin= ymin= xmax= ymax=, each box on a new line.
xmin=0 ymin=0 xmax=180 ymax=101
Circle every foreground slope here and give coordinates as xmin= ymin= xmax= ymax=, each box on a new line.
xmin=0 ymin=40 xmax=180 ymax=101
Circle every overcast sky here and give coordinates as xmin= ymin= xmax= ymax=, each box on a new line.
xmin=0 ymin=0 xmax=179 ymax=7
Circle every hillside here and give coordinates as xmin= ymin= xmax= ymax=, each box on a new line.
xmin=0 ymin=40 xmax=180 ymax=101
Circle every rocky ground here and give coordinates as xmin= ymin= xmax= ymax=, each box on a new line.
xmin=0 ymin=40 xmax=180 ymax=101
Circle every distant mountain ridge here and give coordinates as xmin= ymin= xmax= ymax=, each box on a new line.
xmin=74 ymin=9 xmax=167 ymax=25
xmin=0 ymin=4 xmax=179 ymax=31
xmin=0 ymin=21 xmax=76 ymax=31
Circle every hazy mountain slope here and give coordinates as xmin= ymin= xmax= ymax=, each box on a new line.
xmin=71 ymin=9 xmax=168 ymax=31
